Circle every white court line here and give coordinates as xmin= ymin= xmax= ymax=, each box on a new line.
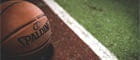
xmin=43 ymin=0 xmax=118 ymax=60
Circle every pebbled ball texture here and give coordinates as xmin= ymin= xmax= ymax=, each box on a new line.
xmin=0 ymin=1 xmax=51 ymax=57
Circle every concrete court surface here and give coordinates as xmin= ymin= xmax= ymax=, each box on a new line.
xmin=36 ymin=0 xmax=99 ymax=60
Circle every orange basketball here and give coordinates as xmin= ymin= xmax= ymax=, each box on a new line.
xmin=0 ymin=1 xmax=51 ymax=57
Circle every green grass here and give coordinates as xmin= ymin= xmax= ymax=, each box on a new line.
xmin=55 ymin=0 xmax=139 ymax=60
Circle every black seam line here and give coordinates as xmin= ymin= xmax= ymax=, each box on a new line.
xmin=19 ymin=33 xmax=51 ymax=56
xmin=2 ymin=14 xmax=45 ymax=42
xmin=0 ymin=1 xmax=21 ymax=15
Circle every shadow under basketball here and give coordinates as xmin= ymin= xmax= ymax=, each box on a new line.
xmin=2 ymin=44 xmax=54 ymax=60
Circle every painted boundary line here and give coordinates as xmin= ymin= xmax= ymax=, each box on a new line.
xmin=43 ymin=0 xmax=118 ymax=60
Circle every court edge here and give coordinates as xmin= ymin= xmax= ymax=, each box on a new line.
xmin=43 ymin=0 xmax=118 ymax=60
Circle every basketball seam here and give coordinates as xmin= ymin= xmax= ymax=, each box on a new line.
xmin=2 ymin=14 xmax=45 ymax=41
xmin=0 ymin=1 xmax=21 ymax=15
xmin=18 ymin=30 xmax=51 ymax=57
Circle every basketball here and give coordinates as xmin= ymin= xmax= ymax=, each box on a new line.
xmin=0 ymin=1 xmax=51 ymax=57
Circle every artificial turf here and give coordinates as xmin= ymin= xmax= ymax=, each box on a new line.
xmin=55 ymin=0 xmax=139 ymax=60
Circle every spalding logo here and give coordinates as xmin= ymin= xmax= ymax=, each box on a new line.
xmin=17 ymin=21 xmax=49 ymax=47
xmin=33 ymin=21 xmax=41 ymax=30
